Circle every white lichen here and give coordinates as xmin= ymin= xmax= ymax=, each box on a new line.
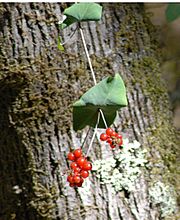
xmin=92 ymin=138 xmax=147 ymax=192
xmin=149 ymin=181 xmax=177 ymax=217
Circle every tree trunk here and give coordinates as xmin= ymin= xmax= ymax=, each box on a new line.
xmin=0 ymin=3 xmax=179 ymax=220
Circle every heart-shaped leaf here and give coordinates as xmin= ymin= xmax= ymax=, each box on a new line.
xmin=166 ymin=3 xmax=180 ymax=22
xmin=60 ymin=3 xmax=102 ymax=29
xmin=73 ymin=74 xmax=127 ymax=131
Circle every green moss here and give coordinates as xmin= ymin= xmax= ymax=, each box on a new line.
xmin=147 ymin=124 xmax=179 ymax=189
xmin=130 ymin=56 xmax=168 ymax=106
xmin=109 ymin=5 xmax=179 ymax=217
xmin=127 ymin=52 xmax=180 ymax=220
xmin=127 ymin=48 xmax=179 ymax=220
xmin=16 ymin=134 xmax=58 ymax=219
xmin=29 ymin=183 xmax=58 ymax=219
xmin=0 ymin=57 xmax=62 ymax=218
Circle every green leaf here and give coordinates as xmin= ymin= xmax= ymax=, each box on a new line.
xmin=57 ymin=36 xmax=64 ymax=51
xmin=60 ymin=3 xmax=102 ymax=29
xmin=166 ymin=3 xmax=180 ymax=22
xmin=73 ymin=74 xmax=127 ymax=131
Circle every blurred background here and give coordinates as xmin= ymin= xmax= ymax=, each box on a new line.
xmin=145 ymin=3 xmax=180 ymax=130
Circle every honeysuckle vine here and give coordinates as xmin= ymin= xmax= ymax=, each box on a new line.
xmin=59 ymin=2 xmax=127 ymax=187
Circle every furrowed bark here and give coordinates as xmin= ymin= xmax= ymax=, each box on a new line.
xmin=0 ymin=3 xmax=179 ymax=220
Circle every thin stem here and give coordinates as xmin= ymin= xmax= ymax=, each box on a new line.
xmin=78 ymin=24 xmax=109 ymax=130
xmin=85 ymin=112 xmax=100 ymax=157
xmin=81 ymin=126 xmax=91 ymax=149
xmin=78 ymin=22 xmax=109 ymax=153
xmin=99 ymin=109 xmax=108 ymax=128
xmin=79 ymin=26 xmax=97 ymax=85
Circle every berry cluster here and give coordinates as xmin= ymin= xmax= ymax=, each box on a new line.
xmin=100 ymin=128 xmax=123 ymax=149
xmin=67 ymin=148 xmax=92 ymax=187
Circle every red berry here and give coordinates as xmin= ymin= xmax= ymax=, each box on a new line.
xmin=67 ymin=152 xmax=75 ymax=161
xmin=80 ymin=170 xmax=89 ymax=178
xmin=73 ymin=175 xmax=81 ymax=183
xmin=111 ymin=131 xmax=117 ymax=137
xmin=110 ymin=144 xmax=116 ymax=149
xmin=106 ymin=128 xmax=114 ymax=136
xmin=76 ymin=178 xmax=84 ymax=187
xmin=106 ymin=137 xmax=112 ymax=145
xmin=73 ymin=167 xmax=81 ymax=173
xmin=115 ymin=133 xmax=122 ymax=139
xmin=77 ymin=157 xmax=86 ymax=167
xmin=74 ymin=172 xmax=80 ymax=176
xmin=76 ymin=182 xmax=82 ymax=187
xmin=69 ymin=183 xmax=75 ymax=187
xmin=82 ymin=161 xmax=92 ymax=171
xmin=67 ymin=175 xmax=74 ymax=183
xmin=73 ymin=148 xmax=82 ymax=158
xmin=100 ymin=133 xmax=108 ymax=141
xmin=70 ymin=162 xmax=78 ymax=170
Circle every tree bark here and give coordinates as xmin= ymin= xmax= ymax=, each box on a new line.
xmin=0 ymin=3 xmax=179 ymax=220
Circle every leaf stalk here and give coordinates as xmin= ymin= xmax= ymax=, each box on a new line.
xmin=99 ymin=109 xmax=108 ymax=128
xmin=78 ymin=24 xmax=109 ymax=129
xmin=79 ymin=26 xmax=97 ymax=85
xmin=81 ymin=127 xmax=91 ymax=149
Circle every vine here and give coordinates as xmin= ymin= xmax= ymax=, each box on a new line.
xmin=59 ymin=3 xmax=127 ymax=187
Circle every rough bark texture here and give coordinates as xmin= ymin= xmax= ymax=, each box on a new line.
xmin=0 ymin=3 xmax=179 ymax=220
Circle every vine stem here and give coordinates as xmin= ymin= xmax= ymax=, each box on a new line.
xmin=85 ymin=111 xmax=100 ymax=157
xmin=79 ymin=26 xmax=97 ymax=85
xmin=81 ymin=126 xmax=91 ymax=150
xmin=99 ymin=109 xmax=108 ymax=128
xmin=78 ymin=24 xmax=108 ymax=127
xmin=78 ymin=23 xmax=109 ymax=155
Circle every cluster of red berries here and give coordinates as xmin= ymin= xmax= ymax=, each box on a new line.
xmin=67 ymin=148 xmax=92 ymax=187
xmin=100 ymin=127 xmax=123 ymax=149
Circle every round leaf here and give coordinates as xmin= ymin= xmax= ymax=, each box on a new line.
xmin=166 ymin=3 xmax=180 ymax=22
xmin=73 ymin=74 xmax=127 ymax=131
xmin=60 ymin=3 xmax=102 ymax=29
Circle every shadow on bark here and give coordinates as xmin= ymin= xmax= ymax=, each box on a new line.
xmin=0 ymin=76 xmax=44 ymax=220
